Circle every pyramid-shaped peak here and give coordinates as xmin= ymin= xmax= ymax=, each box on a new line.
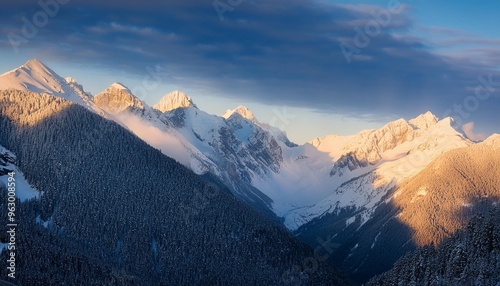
xmin=18 ymin=58 xmax=56 ymax=74
xmin=0 ymin=58 xmax=92 ymax=105
xmin=0 ymin=59 xmax=55 ymax=81
xmin=23 ymin=58 xmax=46 ymax=68
xmin=409 ymin=111 xmax=439 ymax=130
xmin=94 ymin=83 xmax=144 ymax=113
xmin=153 ymin=90 xmax=196 ymax=113
xmin=107 ymin=82 xmax=132 ymax=93
xmin=222 ymin=105 xmax=256 ymax=121
xmin=19 ymin=58 xmax=57 ymax=75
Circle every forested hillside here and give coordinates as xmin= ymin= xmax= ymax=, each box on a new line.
xmin=0 ymin=90 xmax=350 ymax=285
xmin=367 ymin=207 xmax=500 ymax=285
xmin=391 ymin=141 xmax=500 ymax=247
xmin=0 ymin=185 xmax=139 ymax=285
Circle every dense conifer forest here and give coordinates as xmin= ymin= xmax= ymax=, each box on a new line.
xmin=0 ymin=90 xmax=351 ymax=285
xmin=367 ymin=207 xmax=500 ymax=285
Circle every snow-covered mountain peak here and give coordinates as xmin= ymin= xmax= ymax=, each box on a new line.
xmin=431 ymin=116 xmax=467 ymax=137
xmin=223 ymin=105 xmax=257 ymax=122
xmin=0 ymin=58 xmax=92 ymax=106
xmin=381 ymin=117 xmax=411 ymax=131
xmin=16 ymin=58 xmax=68 ymax=88
xmin=153 ymin=90 xmax=197 ymax=113
xmin=409 ymin=111 xmax=438 ymax=130
xmin=1 ymin=58 xmax=58 ymax=86
xmin=21 ymin=58 xmax=53 ymax=73
xmin=108 ymin=82 xmax=132 ymax=93
xmin=93 ymin=83 xmax=145 ymax=113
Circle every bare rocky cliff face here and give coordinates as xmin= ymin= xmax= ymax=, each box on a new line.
xmin=93 ymin=83 xmax=145 ymax=113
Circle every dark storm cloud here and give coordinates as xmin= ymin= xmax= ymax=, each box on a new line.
xmin=1 ymin=0 xmax=499 ymax=125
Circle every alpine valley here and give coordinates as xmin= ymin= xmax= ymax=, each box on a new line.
xmin=0 ymin=59 xmax=499 ymax=285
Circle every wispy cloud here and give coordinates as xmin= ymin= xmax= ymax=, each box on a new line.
xmin=462 ymin=122 xmax=487 ymax=141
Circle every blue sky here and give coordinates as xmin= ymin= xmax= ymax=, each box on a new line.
xmin=1 ymin=0 xmax=499 ymax=143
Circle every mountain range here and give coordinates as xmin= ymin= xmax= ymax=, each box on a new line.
xmin=0 ymin=59 xmax=499 ymax=284
xmin=0 ymin=88 xmax=349 ymax=284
